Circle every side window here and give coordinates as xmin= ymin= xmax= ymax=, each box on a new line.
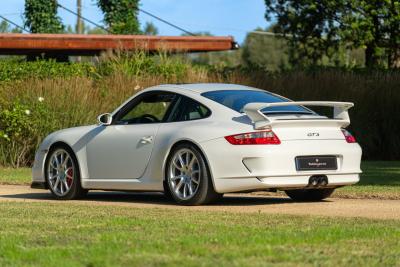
xmin=169 ymin=96 xmax=211 ymax=122
xmin=115 ymin=92 xmax=176 ymax=124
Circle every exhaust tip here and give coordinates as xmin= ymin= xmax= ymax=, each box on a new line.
xmin=308 ymin=175 xmax=329 ymax=187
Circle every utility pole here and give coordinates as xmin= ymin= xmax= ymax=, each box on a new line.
xmin=76 ymin=0 xmax=83 ymax=61
xmin=76 ymin=0 xmax=83 ymax=34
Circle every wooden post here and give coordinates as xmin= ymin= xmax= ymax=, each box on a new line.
xmin=76 ymin=0 xmax=83 ymax=62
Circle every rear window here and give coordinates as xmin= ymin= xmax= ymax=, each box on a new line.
xmin=201 ymin=90 xmax=313 ymax=114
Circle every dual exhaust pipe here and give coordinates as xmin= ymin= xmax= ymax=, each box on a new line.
xmin=308 ymin=175 xmax=329 ymax=188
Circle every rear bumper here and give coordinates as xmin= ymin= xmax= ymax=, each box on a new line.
xmin=259 ymin=173 xmax=359 ymax=188
xmin=208 ymin=173 xmax=359 ymax=193
xmin=200 ymin=138 xmax=362 ymax=193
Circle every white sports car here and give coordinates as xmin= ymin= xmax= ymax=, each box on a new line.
xmin=32 ymin=83 xmax=362 ymax=205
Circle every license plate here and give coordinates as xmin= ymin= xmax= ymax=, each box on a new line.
xmin=295 ymin=156 xmax=337 ymax=171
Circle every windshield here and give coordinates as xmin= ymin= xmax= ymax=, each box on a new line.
xmin=201 ymin=90 xmax=314 ymax=114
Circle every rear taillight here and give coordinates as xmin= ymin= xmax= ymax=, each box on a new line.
xmin=341 ymin=129 xmax=356 ymax=143
xmin=225 ymin=130 xmax=281 ymax=145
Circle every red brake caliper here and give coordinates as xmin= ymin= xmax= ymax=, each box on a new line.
xmin=66 ymin=168 xmax=73 ymax=186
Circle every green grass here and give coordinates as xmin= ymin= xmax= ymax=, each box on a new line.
xmin=334 ymin=161 xmax=400 ymax=199
xmin=0 ymin=167 xmax=31 ymax=185
xmin=0 ymin=201 xmax=399 ymax=267
xmin=0 ymin=161 xmax=399 ymax=199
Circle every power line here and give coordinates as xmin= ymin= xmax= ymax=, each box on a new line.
xmin=0 ymin=14 xmax=30 ymax=33
xmin=57 ymin=3 xmax=109 ymax=33
xmin=59 ymin=3 xmax=196 ymax=36
xmin=138 ymin=8 xmax=196 ymax=36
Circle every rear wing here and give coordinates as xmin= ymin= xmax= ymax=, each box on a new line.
xmin=243 ymin=101 xmax=354 ymax=129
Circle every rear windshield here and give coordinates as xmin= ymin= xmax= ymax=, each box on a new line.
xmin=201 ymin=90 xmax=313 ymax=114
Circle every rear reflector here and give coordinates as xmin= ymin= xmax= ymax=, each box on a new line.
xmin=341 ymin=129 xmax=356 ymax=143
xmin=225 ymin=130 xmax=281 ymax=145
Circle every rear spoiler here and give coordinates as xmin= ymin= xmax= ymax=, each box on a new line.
xmin=243 ymin=101 xmax=354 ymax=129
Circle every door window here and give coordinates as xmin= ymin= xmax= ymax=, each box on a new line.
xmin=115 ymin=92 xmax=176 ymax=124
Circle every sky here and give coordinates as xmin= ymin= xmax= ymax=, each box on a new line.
xmin=1 ymin=0 xmax=269 ymax=44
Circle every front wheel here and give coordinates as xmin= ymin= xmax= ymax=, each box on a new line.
xmin=285 ymin=188 xmax=335 ymax=202
xmin=45 ymin=146 xmax=88 ymax=200
xmin=166 ymin=144 xmax=221 ymax=205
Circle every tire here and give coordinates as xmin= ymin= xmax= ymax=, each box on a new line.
xmin=285 ymin=188 xmax=335 ymax=202
xmin=45 ymin=145 xmax=88 ymax=200
xmin=165 ymin=143 xmax=221 ymax=205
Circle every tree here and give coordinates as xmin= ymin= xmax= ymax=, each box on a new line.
xmin=265 ymin=0 xmax=400 ymax=68
xmin=0 ymin=20 xmax=22 ymax=33
xmin=241 ymin=26 xmax=290 ymax=71
xmin=97 ymin=0 xmax=141 ymax=34
xmin=0 ymin=21 xmax=9 ymax=33
xmin=143 ymin=21 xmax=158 ymax=35
xmin=24 ymin=0 xmax=64 ymax=33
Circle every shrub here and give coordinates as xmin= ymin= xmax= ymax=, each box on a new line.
xmin=0 ymin=59 xmax=95 ymax=82
xmin=0 ymin=101 xmax=36 ymax=167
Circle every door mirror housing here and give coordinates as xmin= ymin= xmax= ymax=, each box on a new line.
xmin=97 ymin=113 xmax=112 ymax=126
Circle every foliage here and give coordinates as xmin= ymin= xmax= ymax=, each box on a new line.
xmin=264 ymin=0 xmax=400 ymax=69
xmin=24 ymin=0 xmax=64 ymax=33
xmin=241 ymin=28 xmax=290 ymax=71
xmin=0 ymin=59 xmax=95 ymax=82
xmin=0 ymin=20 xmax=22 ymax=33
xmin=143 ymin=21 xmax=158 ymax=35
xmin=241 ymin=28 xmax=367 ymax=71
xmin=97 ymin=51 xmax=191 ymax=80
xmin=0 ymin=101 xmax=36 ymax=167
xmin=97 ymin=0 xmax=141 ymax=34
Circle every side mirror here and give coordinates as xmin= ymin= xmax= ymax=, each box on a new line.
xmin=97 ymin=113 xmax=112 ymax=126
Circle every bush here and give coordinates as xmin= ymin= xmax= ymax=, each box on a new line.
xmin=0 ymin=59 xmax=95 ymax=82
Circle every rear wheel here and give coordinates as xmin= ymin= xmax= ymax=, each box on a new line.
xmin=285 ymin=188 xmax=335 ymax=202
xmin=45 ymin=146 xmax=88 ymax=200
xmin=166 ymin=143 xmax=221 ymax=205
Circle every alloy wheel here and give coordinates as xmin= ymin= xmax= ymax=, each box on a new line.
xmin=47 ymin=149 xmax=75 ymax=197
xmin=168 ymin=148 xmax=201 ymax=200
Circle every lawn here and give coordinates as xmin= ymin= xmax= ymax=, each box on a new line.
xmin=0 ymin=167 xmax=31 ymax=185
xmin=0 ymin=201 xmax=398 ymax=267
xmin=0 ymin=161 xmax=399 ymax=199
xmin=334 ymin=161 xmax=400 ymax=199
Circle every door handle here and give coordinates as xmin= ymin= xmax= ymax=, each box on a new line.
xmin=140 ymin=136 xmax=154 ymax=144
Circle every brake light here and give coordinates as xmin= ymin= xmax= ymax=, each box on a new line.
xmin=341 ymin=129 xmax=356 ymax=143
xmin=225 ymin=130 xmax=281 ymax=145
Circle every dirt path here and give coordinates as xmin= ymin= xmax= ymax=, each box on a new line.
xmin=0 ymin=185 xmax=399 ymax=220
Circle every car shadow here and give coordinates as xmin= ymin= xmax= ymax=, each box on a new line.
xmin=0 ymin=190 xmax=331 ymax=206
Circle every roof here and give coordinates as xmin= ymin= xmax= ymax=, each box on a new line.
xmin=0 ymin=34 xmax=236 ymax=56
xmin=158 ymin=83 xmax=264 ymax=93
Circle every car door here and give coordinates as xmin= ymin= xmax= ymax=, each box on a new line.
xmin=85 ymin=91 xmax=177 ymax=179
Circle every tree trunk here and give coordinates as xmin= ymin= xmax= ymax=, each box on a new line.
xmin=365 ymin=44 xmax=379 ymax=68
xmin=388 ymin=48 xmax=400 ymax=69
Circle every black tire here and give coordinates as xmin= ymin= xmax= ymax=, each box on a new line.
xmin=45 ymin=145 xmax=88 ymax=200
xmin=285 ymin=188 xmax=335 ymax=202
xmin=165 ymin=143 xmax=222 ymax=205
